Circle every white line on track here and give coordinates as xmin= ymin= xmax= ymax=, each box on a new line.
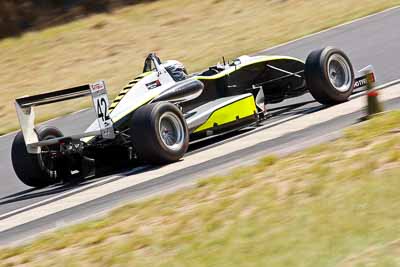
xmin=0 ymin=165 xmax=150 ymax=221
xmin=0 ymin=131 xmax=17 ymax=138
xmin=260 ymin=6 xmax=400 ymax=53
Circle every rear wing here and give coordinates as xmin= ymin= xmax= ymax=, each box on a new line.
xmin=15 ymin=81 xmax=115 ymax=154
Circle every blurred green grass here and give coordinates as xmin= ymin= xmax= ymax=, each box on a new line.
xmin=0 ymin=0 xmax=399 ymax=135
xmin=0 ymin=111 xmax=399 ymax=266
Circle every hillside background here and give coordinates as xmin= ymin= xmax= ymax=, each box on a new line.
xmin=0 ymin=0 xmax=152 ymax=38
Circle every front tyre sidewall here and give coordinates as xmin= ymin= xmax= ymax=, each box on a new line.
xmin=305 ymin=47 xmax=355 ymax=105
xmin=131 ymin=102 xmax=189 ymax=164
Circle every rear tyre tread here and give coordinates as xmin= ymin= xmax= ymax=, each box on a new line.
xmin=11 ymin=126 xmax=63 ymax=188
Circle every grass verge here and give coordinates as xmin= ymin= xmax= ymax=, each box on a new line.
xmin=1 ymin=0 xmax=400 ymax=135
xmin=0 ymin=111 xmax=399 ymax=266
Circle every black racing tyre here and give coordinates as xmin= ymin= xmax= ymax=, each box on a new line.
xmin=305 ymin=47 xmax=355 ymax=105
xmin=130 ymin=102 xmax=189 ymax=164
xmin=11 ymin=126 xmax=66 ymax=188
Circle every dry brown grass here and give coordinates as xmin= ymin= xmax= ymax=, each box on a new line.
xmin=0 ymin=110 xmax=399 ymax=267
xmin=1 ymin=0 xmax=399 ymax=135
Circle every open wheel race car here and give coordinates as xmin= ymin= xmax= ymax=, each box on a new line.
xmin=12 ymin=47 xmax=375 ymax=188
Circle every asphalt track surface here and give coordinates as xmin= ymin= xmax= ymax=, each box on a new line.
xmin=0 ymin=7 xmax=399 ymax=244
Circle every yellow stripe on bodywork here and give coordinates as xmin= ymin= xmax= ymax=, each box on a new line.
xmin=114 ymin=94 xmax=126 ymax=101
xmin=108 ymin=72 xmax=152 ymax=113
xmin=194 ymin=95 xmax=256 ymax=133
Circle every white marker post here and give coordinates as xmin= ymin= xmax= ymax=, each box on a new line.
xmin=360 ymin=65 xmax=382 ymax=117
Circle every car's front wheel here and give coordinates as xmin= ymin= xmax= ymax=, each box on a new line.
xmin=130 ymin=102 xmax=189 ymax=164
xmin=305 ymin=47 xmax=355 ymax=105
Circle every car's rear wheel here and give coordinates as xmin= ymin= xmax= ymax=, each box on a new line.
xmin=11 ymin=126 xmax=67 ymax=188
xmin=130 ymin=102 xmax=189 ymax=164
xmin=305 ymin=47 xmax=355 ymax=105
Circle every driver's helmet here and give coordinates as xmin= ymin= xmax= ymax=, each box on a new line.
xmin=162 ymin=60 xmax=187 ymax=81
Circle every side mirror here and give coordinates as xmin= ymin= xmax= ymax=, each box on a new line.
xmin=143 ymin=53 xmax=163 ymax=73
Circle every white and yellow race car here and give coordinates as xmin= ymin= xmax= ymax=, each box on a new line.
xmin=11 ymin=47 xmax=375 ymax=188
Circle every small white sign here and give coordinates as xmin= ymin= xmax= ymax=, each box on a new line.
xmin=90 ymin=81 xmax=115 ymax=139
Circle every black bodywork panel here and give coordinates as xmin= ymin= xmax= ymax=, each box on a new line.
xmin=181 ymin=58 xmax=306 ymax=113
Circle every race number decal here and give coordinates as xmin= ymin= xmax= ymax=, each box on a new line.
xmin=90 ymin=81 xmax=115 ymax=139
xmin=96 ymin=97 xmax=110 ymax=123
